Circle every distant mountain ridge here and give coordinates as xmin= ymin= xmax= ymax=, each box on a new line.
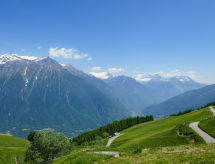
xmin=142 ymin=84 xmax=215 ymax=117
xmin=105 ymin=75 xmax=205 ymax=115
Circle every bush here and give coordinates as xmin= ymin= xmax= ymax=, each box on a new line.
xmin=102 ymin=132 xmax=109 ymax=138
xmin=25 ymin=130 xmax=71 ymax=163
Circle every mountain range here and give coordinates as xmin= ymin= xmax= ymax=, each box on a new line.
xmin=0 ymin=53 xmax=211 ymax=137
xmin=105 ymin=75 xmax=205 ymax=114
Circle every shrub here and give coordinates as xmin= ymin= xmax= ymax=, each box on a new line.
xmin=25 ymin=130 xmax=71 ymax=163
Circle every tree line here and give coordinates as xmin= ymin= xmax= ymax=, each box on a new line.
xmin=170 ymin=101 xmax=215 ymax=116
xmin=72 ymin=115 xmax=153 ymax=145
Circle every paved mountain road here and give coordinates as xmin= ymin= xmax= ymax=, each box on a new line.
xmin=189 ymin=106 xmax=215 ymax=143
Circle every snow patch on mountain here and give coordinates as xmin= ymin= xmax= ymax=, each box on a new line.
xmin=60 ymin=63 xmax=67 ymax=67
xmin=0 ymin=53 xmax=42 ymax=64
xmin=24 ymin=67 xmax=28 ymax=76
xmin=25 ymin=78 xmax=29 ymax=87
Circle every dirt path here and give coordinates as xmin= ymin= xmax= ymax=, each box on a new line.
xmin=91 ymin=151 xmax=119 ymax=157
xmin=189 ymin=106 xmax=215 ymax=143
xmin=106 ymin=133 xmax=124 ymax=147
xmin=209 ymin=106 xmax=215 ymax=115
xmin=14 ymin=156 xmax=18 ymax=164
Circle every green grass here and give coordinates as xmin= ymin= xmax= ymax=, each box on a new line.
xmin=111 ymin=107 xmax=212 ymax=152
xmin=0 ymin=147 xmax=26 ymax=164
xmin=103 ymin=144 xmax=215 ymax=164
xmin=53 ymin=148 xmax=113 ymax=164
xmin=199 ymin=116 xmax=215 ymax=138
xmin=53 ymin=144 xmax=215 ymax=164
xmin=0 ymin=135 xmax=29 ymax=147
xmin=0 ymin=135 xmax=29 ymax=164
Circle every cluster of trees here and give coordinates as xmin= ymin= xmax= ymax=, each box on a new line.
xmin=73 ymin=115 xmax=153 ymax=145
xmin=206 ymin=101 xmax=215 ymax=107
xmin=25 ymin=130 xmax=71 ymax=163
xmin=171 ymin=109 xmax=194 ymax=116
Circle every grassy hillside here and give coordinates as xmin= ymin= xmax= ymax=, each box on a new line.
xmin=0 ymin=135 xmax=29 ymax=164
xmin=199 ymin=116 xmax=215 ymax=138
xmin=0 ymin=135 xmax=29 ymax=147
xmin=1 ymin=107 xmax=214 ymax=164
xmin=111 ymin=107 xmax=212 ymax=152
xmin=52 ymin=107 xmax=214 ymax=164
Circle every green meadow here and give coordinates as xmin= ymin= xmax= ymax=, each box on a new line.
xmin=1 ymin=107 xmax=215 ymax=163
xmin=0 ymin=135 xmax=29 ymax=164
xmin=111 ymin=107 xmax=212 ymax=152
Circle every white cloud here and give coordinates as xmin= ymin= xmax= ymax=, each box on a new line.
xmin=89 ymin=67 xmax=124 ymax=79
xmin=37 ymin=46 xmax=41 ymax=50
xmin=89 ymin=72 xmax=109 ymax=79
xmin=21 ymin=49 xmax=25 ymax=52
xmin=135 ymin=74 xmax=151 ymax=82
xmin=91 ymin=66 xmax=102 ymax=71
xmin=49 ymin=47 xmax=90 ymax=60
xmin=108 ymin=68 xmax=124 ymax=74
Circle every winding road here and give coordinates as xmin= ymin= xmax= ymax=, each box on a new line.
xmin=106 ymin=133 xmax=124 ymax=147
xmin=189 ymin=106 xmax=215 ymax=143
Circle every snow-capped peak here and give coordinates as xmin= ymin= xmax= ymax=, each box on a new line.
xmin=135 ymin=73 xmax=193 ymax=83
xmin=175 ymin=76 xmax=192 ymax=82
xmin=0 ymin=53 xmax=42 ymax=64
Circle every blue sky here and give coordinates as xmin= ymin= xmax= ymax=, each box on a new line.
xmin=0 ymin=0 xmax=215 ymax=83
